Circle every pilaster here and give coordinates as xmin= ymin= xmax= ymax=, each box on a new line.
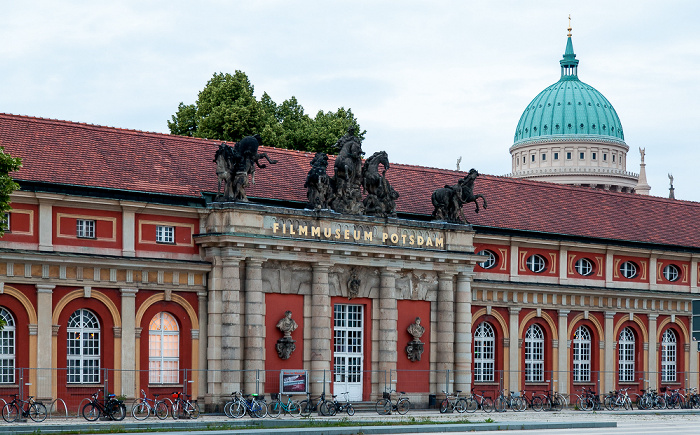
xmin=244 ymin=258 xmax=265 ymax=394
xmin=220 ymin=254 xmax=243 ymax=396
xmin=35 ymin=284 xmax=54 ymax=401
xmin=378 ymin=268 xmax=399 ymax=376
xmin=603 ymin=311 xmax=616 ymax=393
xmin=310 ymin=263 xmax=332 ymax=395
xmin=508 ymin=307 xmax=521 ymax=391
xmin=197 ymin=291 xmax=208 ymax=399
xmin=38 ymin=199 xmax=53 ymax=252
xmin=121 ymin=205 xmax=137 ymax=257
xmin=648 ymin=314 xmax=658 ymax=389
xmin=120 ymin=288 xmax=138 ymax=398
xmin=557 ymin=310 xmax=570 ymax=395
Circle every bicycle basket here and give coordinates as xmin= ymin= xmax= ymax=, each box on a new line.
xmin=383 ymin=392 xmax=390 ymax=399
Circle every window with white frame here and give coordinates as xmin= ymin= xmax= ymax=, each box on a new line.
xmin=662 ymin=264 xmax=679 ymax=282
xmin=661 ymin=329 xmax=677 ymax=383
xmin=618 ymin=327 xmax=635 ymax=382
xmin=619 ymin=261 xmax=637 ymax=279
xmin=156 ymin=225 xmax=175 ymax=244
xmin=575 ymin=258 xmax=594 ymax=276
xmin=76 ymin=219 xmax=95 ymax=239
xmin=0 ymin=308 xmax=15 ymax=383
xmin=526 ymin=254 xmax=546 ymax=273
xmin=572 ymin=326 xmax=591 ymax=382
xmin=524 ymin=324 xmax=544 ymax=382
xmin=67 ymin=309 xmax=100 ymax=383
xmin=0 ymin=213 xmax=9 ymax=232
xmin=477 ymin=250 xmax=497 ymax=270
xmin=149 ymin=312 xmax=180 ymax=384
xmin=474 ymin=322 xmax=495 ymax=382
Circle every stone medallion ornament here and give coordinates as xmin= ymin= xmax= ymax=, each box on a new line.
xmin=347 ymin=273 xmax=361 ymax=300
xmin=406 ymin=317 xmax=425 ymax=362
xmin=213 ymin=135 xmax=278 ymax=202
xmin=275 ymin=310 xmax=298 ymax=360
xmin=431 ymin=168 xmax=487 ymax=223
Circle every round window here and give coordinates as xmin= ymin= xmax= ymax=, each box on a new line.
xmin=575 ymin=258 xmax=593 ymax=276
xmin=663 ymin=264 xmax=679 ymax=282
xmin=526 ymin=254 xmax=546 ymax=273
xmin=477 ymin=250 xmax=497 ymax=269
xmin=619 ymin=261 xmax=637 ymax=279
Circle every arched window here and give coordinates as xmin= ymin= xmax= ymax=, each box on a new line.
xmin=525 ymin=324 xmax=544 ymax=383
xmin=149 ymin=312 xmax=180 ymax=384
xmin=661 ymin=329 xmax=677 ymax=383
xmin=573 ymin=326 xmax=591 ymax=382
xmin=0 ymin=308 xmax=15 ymax=384
xmin=618 ymin=327 xmax=635 ymax=382
xmin=473 ymin=322 xmax=495 ymax=382
xmin=67 ymin=309 xmax=100 ymax=383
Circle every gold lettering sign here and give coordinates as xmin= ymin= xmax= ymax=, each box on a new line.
xmin=271 ymin=223 xmax=444 ymax=249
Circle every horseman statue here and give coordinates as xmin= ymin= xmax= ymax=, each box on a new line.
xmin=361 ymin=151 xmax=399 ymax=217
xmin=304 ymin=152 xmax=332 ymax=210
xmin=330 ymin=126 xmax=365 ymax=215
xmin=431 ymin=168 xmax=487 ymax=223
xmin=213 ymin=134 xmax=277 ymax=201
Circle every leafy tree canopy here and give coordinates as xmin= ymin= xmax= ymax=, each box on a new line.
xmin=0 ymin=146 xmax=21 ymax=240
xmin=168 ymin=71 xmax=365 ymax=154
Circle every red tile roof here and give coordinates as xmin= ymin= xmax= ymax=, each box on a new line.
xmin=2 ymin=113 xmax=700 ymax=249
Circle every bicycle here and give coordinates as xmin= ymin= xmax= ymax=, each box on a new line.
xmin=2 ymin=394 xmax=47 ymax=423
xmin=82 ymin=391 xmax=126 ymax=421
xmin=376 ymin=389 xmax=410 ymax=415
xmin=299 ymin=392 xmax=334 ymax=417
xmin=268 ymin=393 xmax=301 ymax=418
xmin=440 ymin=390 xmax=467 ymax=413
xmin=575 ymin=387 xmax=601 ymax=411
xmin=131 ymin=389 xmax=170 ymax=420
xmin=327 ymin=391 xmax=355 ymax=416
xmin=171 ymin=391 xmax=201 ymax=420
xmin=494 ymin=390 xmax=524 ymax=412
xmin=539 ymin=389 xmax=563 ymax=411
xmin=464 ymin=390 xmax=493 ymax=413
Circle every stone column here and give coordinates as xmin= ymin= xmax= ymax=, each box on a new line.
xmin=648 ymin=314 xmax=658 ymax=389
xmin=206 ymin=253 xmax=224 ymax=405
xmin=120 ymin=288 xmax=138 ymax=398
xmin=197 ymin=291 xmax=208 ymax=399
xmin=221 ymin=255 xmax=243 ymax=397
xmin=35 ymin=284 xmax=54 ymax=401
xmin=244 ymin=259 xmax=265 ymax=394
xmin=603 ymin=311 xmax=616 ymax=393
xmin=508 ymin=307 xmax=521 ymax=391
xmin=437 ymin=271 xmax=456 ymax=382
xmin=557 ymin=310 xmax=570 ymax=395
xmin=378 ymin=268 xmax=398 ymax=376
xmin=310 ymin=264 xmax=332 ymax=396
xmin=454 ymin=271 xmax=474 ymax=393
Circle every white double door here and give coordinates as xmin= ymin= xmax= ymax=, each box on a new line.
xmin=333 ymin=304 xmax=363 ymax=401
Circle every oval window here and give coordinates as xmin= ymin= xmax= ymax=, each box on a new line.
xmin=619 ymin=261 xmax=637 ymax=279
xmin=477 ymin=250 xmax=497 ymax=269
xmin=526 ymin=254 xmax=547 ymax=273
xmin=575 ymin=258 xmax=594 ymax=276
xmin=663 ymin=264 xmax=679 ymax=282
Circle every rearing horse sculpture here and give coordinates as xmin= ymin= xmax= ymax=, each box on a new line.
xmin=362 ymin=150 xmax=399 ymax=217
xmin=213 ymin=135 xmax=278 ymax=201
xmin=330 ymin=126 xmax=364 ymax=214
xmin=431 ymin=168 xmax=487 ymax=223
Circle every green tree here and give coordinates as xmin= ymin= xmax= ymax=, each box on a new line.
xmin=0 ymin=145 xmax=21 ymax=239
xmin=168 ymin=71 xmax=365 ymax=154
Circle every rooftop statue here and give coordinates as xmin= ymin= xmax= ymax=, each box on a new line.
xmin=213 ymin=135 xmax=277 ymax=201
xmin=431 ymin=168 xmax=487 ymax=223
xmin=362 ymin=150 xmax=399 ymax=217
xmin=304 ymin=152 xmax=332 ymax=210
xmin=330 ymin=126 xmax=365 ymax=215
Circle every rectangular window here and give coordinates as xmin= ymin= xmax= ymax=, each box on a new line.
xmin=531 ymin=155 xmax=535 ymax=162
xmin=554 ymin=152 xmax=559 ymax=160
xmin=0 ymin=213 xmax=8 ymax=232
xmin=541 ymin=153 xmax=546 ymax=161
xmin=523 ymin=156 xmax=526 ymax=163
xmin=603 ymin=154 xmax=607 ymax=161
xmin=613 ymin=155 xmax=616 ymax=162
xmin=76 ymin=219 xmax=95 ymax=239
xmin=156 ymin=225 xmax=175 ymax=244
xmin=579 ymin=152 xmax=585 ymax=159
xmin=566 ymin=152 xmax=572 ymax=160
xmin=592 ymin=152 xmax=597 ymax=160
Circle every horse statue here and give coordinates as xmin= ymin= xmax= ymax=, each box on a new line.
xmin=212 ymin=135 xmax=278 ymax=201
xmin=304 ymin=152 xmax=332 ymax=210
xmin=361 ymin=150 xmax=399 ymax=217
xmin=330 ymin=126 xmax=364 ymax=214
xmin=431 ymin=168 xmax=487 ymax=223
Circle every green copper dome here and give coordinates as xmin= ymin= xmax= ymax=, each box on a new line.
xmin=513 ymin=34 xmax=624 ymax=145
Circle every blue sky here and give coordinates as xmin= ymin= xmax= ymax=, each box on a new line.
xmin=2 ymin=1 xmax=699 ymax=200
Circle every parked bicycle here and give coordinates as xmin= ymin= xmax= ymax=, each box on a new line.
xmin=494 ymin=390 xmax=524 ymax=412
xmin=376 ymin=389 xmax=410 ymax=415
xmin=327 ymin=391 xmax=355 ymax=416
xmin=464 ymin=390 xmax=493 ymax=413
xmin=300 ymin=392 xmax=334 ymax=417
xmin=440 ymin=390 xmax=467 ymax=413
xmin=82 ymin=391 xmax=126 ymax=421
xmin=171 ymin=391 xmax=200 ymax=420
xmin=131 ymin=389 xmax=170 ymax=420
xmin=268 ymin=393 xmax=301 ymax=418
xmin=518 ymin=390 xmax=542 ymax=412
xmin=538 ymin=389 xmax=563 ymax=411
xmin=2 ymin=394 xmax=47 ymax=423
xmin=575 ymin=387 xmax=601 ymax=411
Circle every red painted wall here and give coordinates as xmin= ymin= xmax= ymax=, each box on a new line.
xmin=612 ymin=255 xmax=649 ymax=283
xmin=264 ymin=293 xmax=304 ymax=394
xmin=135 ymin=213 xmax=199 ymax=255
xmin=517 ymin=247 xmax=559 ymax=277
xmin=0 ymin=203 xmax=39 ymax=244
xmin=52 ymin=206 xmax=122 ymax=249
xmin=474 ymin=243 xmax=510 ymax=275
xmin=566 ymin=251 xmax=605 ymax=281
xmin=396 ymin=300 xmax=430 ymax=392
xmin=656 ymin=259 xmax=691 ymax=286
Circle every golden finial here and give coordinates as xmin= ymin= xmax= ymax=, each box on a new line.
xmin=567 ymin=14 xmax=572 ymax=37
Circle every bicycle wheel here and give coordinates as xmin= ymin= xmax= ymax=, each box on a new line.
xmin=232 ymin=402 xmax=246 ymax=418
xmin=494 ymin=396 xmax=506 ymax=412
xmin=29 ymin=403 xmax=48 ymax=422
xmin=551 ymin=397 xmax=563 ymax=412
xmin=513 ymin=397 xmax=525 ymax=412
xmin=132 ymin=399 xmax=151 ymax=420
xmin=155 ymin=400 xmax=169 ymax=419
xmin=82 ymin=402 xmax=101 ymax=421
xmin=2 ymin=403 xmax=19 ymax=423
xmin=252 ymin=401 xmax=267 ymax=418
xmin=440 ymin=398 xmax=449 ymax=413
xmin=268 ymin=400 xmax=282 ymax=418
xmin=112 ymin=403 xmax=126 ymax=421
xmin=465 ymin=397 xmax=478 ymax=413
xmin=481 ymin=397 xmax=493 ymax=413
xmin=655 ymin=396 xmax=665 ymax=410
xmin=319 ymin=400 xmax=332 ymax=416
xmin=396 ymin=398 xmax=410 ymax=415
xmin=376 ymin=398 xmax=391 ymax=415
xmin=454 ymin=398 xmax=466 ymax=413
xmin=346 ymin=404 xmax=355 ymax=416
xmin=327 ymin=402 xmax=337 ymax=416
xmin=171 ymin=402 xmax=180 ymax=420
xmin=189 ymin=401 xmax=200 ymax=419
xmin=531 ymin=397 xmax=543 ymax=412
xmin=289 ymin=400 xmax=301 ymax=417
xmin=299 ymin=400 xmax=312 ymax=417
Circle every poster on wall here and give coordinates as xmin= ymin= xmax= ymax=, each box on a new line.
xmin=280 ymin=370 xmax=308 ymax=394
